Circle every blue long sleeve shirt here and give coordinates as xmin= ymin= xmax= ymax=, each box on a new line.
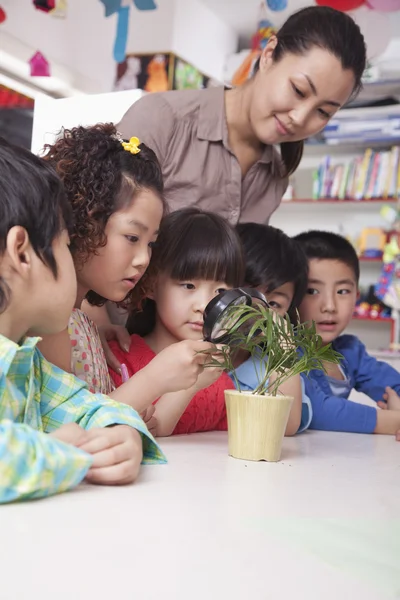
xmin=303 ymin=334 xmax=400 ymax=434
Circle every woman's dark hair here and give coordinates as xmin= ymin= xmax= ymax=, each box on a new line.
xmin=43 ymin=122 xmax=165 ymax=310
xmin=127 ymin=208 xmax=245 ymax=335
xmin=0 ymin=136 xmax=72 ymax=313
xmin=236 ymin=222 xmax=308 ymax=315
xmin=254 ymin=6 xmax=366 ymax=177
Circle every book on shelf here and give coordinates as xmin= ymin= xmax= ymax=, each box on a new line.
xmin=312 ymin=147 xmax=400 ymax=200
xmin=322 ymin=112 xmax=400 ymax=144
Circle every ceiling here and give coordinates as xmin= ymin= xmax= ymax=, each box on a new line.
xmin=201 ymin=0 xmax=312 ymax=45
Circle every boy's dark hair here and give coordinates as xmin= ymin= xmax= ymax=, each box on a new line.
xmin=0 ymin=136 xmax=72 ymax=313
xmin=294 ymin=230 xmax=360 ymax=282
xmin=127 ymin=208 xmax=245 ymax=336
xmin=42 ymin=122 xmax=165 ymax=311
xmin=236 ymin=223 xmax=308 ymax=313
xmin=253 ymin=6 xmax=366 ymax=177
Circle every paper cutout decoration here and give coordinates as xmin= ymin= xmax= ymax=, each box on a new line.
xmin=133 ymin=0 xmax=157 ymax=9
xmin=29 ymin=51 xmax=51 ymax=77
xmin=100 ymin=0 xmax=157 ymax=64
xmin=99 ymin=0 xmax=122 ymax=17
xmin=232 ymin=19 xmax=276 ymax=86
xmin=316 ymin=0 xmax=365 ymax=11
xmin=33 ymin=0 xmax=56 ymax=12
xmin=114 ymin=5 xmax=130 ymax=63
xmin=366 ymin=0 xmax=400 ymax=10
xmin=266 ymin=0 xmax=287 ymax=10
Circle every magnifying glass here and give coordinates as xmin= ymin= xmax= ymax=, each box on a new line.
xmin=203 ymin=287 xmax=268 ymax=345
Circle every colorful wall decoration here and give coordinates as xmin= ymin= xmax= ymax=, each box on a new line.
xmin=114 ymin=52 xmax=209 ymax=92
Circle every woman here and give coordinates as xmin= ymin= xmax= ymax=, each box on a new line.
xmin=117 ymin=6 xmax=366 ymax=225
xmin=86 ymin=5 xmax=367 ymax=369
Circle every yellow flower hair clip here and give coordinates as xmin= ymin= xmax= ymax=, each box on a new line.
xmin=121 ymin=136 xmax=141 ymax=155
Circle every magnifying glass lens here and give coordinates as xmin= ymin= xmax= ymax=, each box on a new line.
xmin=210 ymin=296 xmax=248 ymax=339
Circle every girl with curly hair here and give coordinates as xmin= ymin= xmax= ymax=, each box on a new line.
xmin=38 ymin=123 xmax=217 ymax=425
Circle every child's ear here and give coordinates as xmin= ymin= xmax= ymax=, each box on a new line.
xmin=356 ymin=288 xmax=361 ymax=301
xmin=6 ymin=226 xmax=32 ymax=277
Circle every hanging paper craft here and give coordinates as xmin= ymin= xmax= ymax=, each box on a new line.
xmin=100 ymin=0 xmax=157 ymax=64
xmin=99 ymin=0 xmax=122 ymax=17
xmin=316 ymin=0 xmax=365 ymax=11
xmin=366 ymin=0 xmax=400 ymax=10
xmin=33 ymin=0 xmax=55 ymax=12
xmin=132 ymin=0 xmax=157 ymax=9
xmin=114 ymin=5 xmax=130 ymax=63
xmin=29 ymin=51 xmax=51 ymax=76
xmin=266 ymin=0 xmax=287 ymax=11
xmin=0 ymin=6 xmax=6 ymax=23
xmin=232 ymin=17 xmax=276 ymax=86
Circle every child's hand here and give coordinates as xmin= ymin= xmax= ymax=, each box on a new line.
xmin=192 ymin=345 xmax=226 ymax=392
xmin=378 ymin=387 xmax=400 ymax=411
xmin=140 ymin=404 xmax=157 ymax=437
xmin=148 ymin=339 xmax=217 ymax=393
xmin=77 ymin=425 xmax=143 ymax=485
xmin=49 ymin=422 xmax=89 ymax=446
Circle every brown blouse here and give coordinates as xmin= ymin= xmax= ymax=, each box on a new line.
xmin=118 ymin=87 xmax=288 ymax=225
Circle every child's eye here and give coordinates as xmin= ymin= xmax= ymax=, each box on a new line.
xmin=125 ymin=235 xmax=139 ymax=243
xmin=267 ymin=300 xmax=281 ymax=310
xmin=181 ymin=283 xmax=195 ymax=290
xmin=216 ymin=288 xmax=227 ymax=295
xmin=306 ymin=288 xmax=319 ymax=295
xmin=337 ymin=288 xmax=351 ymax=295
xmin=148 ymin=241 xmax=157 ymax=249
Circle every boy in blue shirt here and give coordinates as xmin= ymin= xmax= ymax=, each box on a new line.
xmin=0 ymin=136 xmax=166 ymax=503
xmin=295 ymin=230 xmax=400 ymax=438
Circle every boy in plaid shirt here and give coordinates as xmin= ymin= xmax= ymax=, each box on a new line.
xmin=0 ymin=137 xmax=166 ymax=503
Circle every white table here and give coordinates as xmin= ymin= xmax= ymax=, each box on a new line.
xmin=1 ymin=431 xmax=399 ymax=600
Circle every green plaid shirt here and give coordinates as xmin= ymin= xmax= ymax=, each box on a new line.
xmin=0 ymin=335 xmax=166 ymax=503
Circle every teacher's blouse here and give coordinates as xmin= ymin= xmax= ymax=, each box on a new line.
xmin=118 ymin=86 xmax=288 ymax=225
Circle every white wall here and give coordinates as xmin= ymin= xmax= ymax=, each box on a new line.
xmin=1 ymin=0 xmax=237 ymax=92
xmin=172 ymin=0 xmax=237 ymax=82
xmin=1 ymin=0 xmax=115 ymax=92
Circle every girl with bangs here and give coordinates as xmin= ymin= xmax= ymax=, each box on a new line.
xmin=38 ymin=125 xmax=218 ymax=431
xmin=108 ymin=208 xmax=244 ymax=436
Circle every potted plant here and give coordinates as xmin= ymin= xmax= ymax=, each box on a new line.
xmin=205 ymin=302 xmax=341 ymax=462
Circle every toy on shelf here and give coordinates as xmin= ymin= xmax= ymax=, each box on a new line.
xmin=354 ymin=302 xmax=371 ymax=318
xmin=358 ymin=227 xmax=386 ymax=259
xmin=355 ymin=285 xmax=392 ymax=320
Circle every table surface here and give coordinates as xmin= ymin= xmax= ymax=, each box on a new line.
xmin=1 ymin=431 xmax=399 ymax=600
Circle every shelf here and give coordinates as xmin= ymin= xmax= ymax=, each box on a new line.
xmin=359 ymin=257 xmax=382 ymax=263
xmin=280 ymin=199 xmax=398 ymax=211
xmin=282 ymin=198 xmax=396 ymax=204
xmin=353 ymin=316 xmax=393 ymax=324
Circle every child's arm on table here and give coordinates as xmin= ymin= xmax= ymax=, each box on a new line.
xmin=0 ymin=420 xmax=93 ymax=503
xmin=303 ymin=375 xmax=400 ymax=436
xmin=35 ymin=350 xmax=166 ymax=489
xmin=339 ymin=336 xmax=400 ymax=402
